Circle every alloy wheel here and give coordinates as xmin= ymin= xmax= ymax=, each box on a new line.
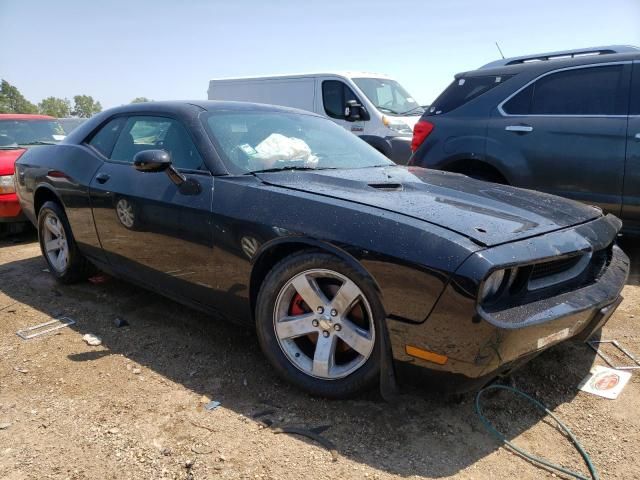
xmin=273 ymin=269 xmax=376 ymax=380
xmin=42 ymin=212 xmax=69 ymax=273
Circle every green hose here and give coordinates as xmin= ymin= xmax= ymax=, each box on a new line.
xmin=475 ymin=384 xmax=599 ymax=480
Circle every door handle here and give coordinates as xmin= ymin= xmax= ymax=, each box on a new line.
xmin=505 ymin=125 xmax=533 ymax=133
xmin=95 ymin=173 xmax=110 ymax=184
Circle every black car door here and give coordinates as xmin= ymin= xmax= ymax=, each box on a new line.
xmin=622 ymin=61 xmax=640 ymax=230
xmin=487 ymin=63 xmax=631 ymax=215
xmin=87 ymin=114 xmax=217 ymax=306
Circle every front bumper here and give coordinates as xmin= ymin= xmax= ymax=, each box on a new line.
xmin=387 ymin=215 xmax=629 ymax=392
xmin=0 ymin=192 xmax=26 ymax=223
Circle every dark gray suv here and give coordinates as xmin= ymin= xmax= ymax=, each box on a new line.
xmin=409 ymin=45 xmax=640 ymax=233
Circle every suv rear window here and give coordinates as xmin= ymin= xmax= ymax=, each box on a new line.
xmin=427 ymin=75 xmax=512 ymax=115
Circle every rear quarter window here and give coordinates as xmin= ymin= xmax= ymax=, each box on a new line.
xmin=427 ymin=75 xmax=512 ymax=115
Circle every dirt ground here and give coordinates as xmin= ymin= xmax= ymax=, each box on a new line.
xmin=1 ymin=232 xmax=639 ymax=480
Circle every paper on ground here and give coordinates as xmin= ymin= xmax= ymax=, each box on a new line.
xmin=578 ymin=365 xmax=632 ymax=399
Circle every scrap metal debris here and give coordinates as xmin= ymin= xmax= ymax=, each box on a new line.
xmin=272 ymin=426 xmax=339 ymax=462
xmin=204 ymin=400 xmax=221 ymax=411
xmin=16 ymin=317 xmax=76 ymax=340
xmin=113 ymin=317 xmax=129 ymax=328
xmin=251 ymin=409 xmax=337 ymax=461
xmin=0 ymin=302 xmax=18 ymax=313
xmin=587 ymin=339 xmax=640 ymax=370
xmin=82 ymin=333 xmax=102 ymax=346
xmin=578 ymin=365 xmax=632 ymax=399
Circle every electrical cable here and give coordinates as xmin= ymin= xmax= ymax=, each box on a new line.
xmin=475 ymin=384 xmax=598 ymax=480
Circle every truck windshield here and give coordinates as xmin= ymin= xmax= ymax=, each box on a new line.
xmin=353 ymin=78 xmax=424 ymax=116
xmin=203 ymin=111 xmax=393 ymax=175
xmin=0 ymin=119 xmax=65 ymax=146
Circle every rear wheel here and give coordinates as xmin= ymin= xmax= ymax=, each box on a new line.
xmin=38 ymin=201 xmax=93 ymax=284
xmin=256 ymin=251 xmax=383 ymax=398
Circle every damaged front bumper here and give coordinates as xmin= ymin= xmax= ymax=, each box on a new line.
xmin=387 ymin=214 xmax=630 ymax=392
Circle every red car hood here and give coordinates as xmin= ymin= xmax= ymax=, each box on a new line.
xmin=0 ymin=149 xmax=26 ymax=176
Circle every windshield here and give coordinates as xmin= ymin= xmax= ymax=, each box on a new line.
xmin=0 ymin=119 xmax=65 ymax=147
xmin=353 ymin=78 xmax=423 ymax=116
xmin=204 ymin=111 xmax=393 ymax=175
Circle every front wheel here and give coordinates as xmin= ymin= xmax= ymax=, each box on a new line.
xmin=38 ymin=201 xmax=93 ymax=284
xmin=256 ymin=251 xmax=383 ymax=398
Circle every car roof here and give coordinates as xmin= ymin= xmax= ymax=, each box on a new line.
xmin=0 ymin=114 xmax=56 ymax=120
xmin=209 ymin=71 xmax=393 ymax=81
xmin=102 ymin=100 xmax=322 ymax=116
xmin=461 ymin=46 xmax=640 ymax=78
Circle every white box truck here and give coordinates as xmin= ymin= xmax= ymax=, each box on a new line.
xmin=207 ymin=72 xmax=424 ymax=164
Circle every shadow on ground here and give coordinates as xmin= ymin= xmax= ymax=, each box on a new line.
xmin=0 ymin=233 xmax=606 ymax=478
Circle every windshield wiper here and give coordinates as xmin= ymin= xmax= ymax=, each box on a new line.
xmin=399 ymin=106 xmax=425 ymax=116
xmin=18 ymin=141 xmax=57 ymax=146
xmin=247 ymin=166 xmax=319 ymax=175
xmin=377 ymin=107 xmax=400 ymax=114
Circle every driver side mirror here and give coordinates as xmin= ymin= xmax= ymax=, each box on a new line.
xmin=133 ymin=149 xmax=200 ymax=194
xmin=344 ymin=100 xmax=370 ymax=122
xmin=133 ymin=149 xmax=171 ymax=172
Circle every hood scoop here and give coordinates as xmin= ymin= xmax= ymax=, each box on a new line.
xmin=368 ymin=182 xmax=403 ymax=192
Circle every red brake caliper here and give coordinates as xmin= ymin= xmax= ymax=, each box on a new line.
xmin=289 ymin=293 xmax=306 ymax=316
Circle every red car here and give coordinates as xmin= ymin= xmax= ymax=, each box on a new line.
xmin=0 ymin=114 xmax=66 ymax=234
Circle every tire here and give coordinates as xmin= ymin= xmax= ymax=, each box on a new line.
xmin=38 ymin=200 xmax=93 ymax=284
xmin=256 ymin=251 xmax=384 ymax=398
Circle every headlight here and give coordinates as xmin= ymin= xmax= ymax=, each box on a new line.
xmin=480 ymin=268 xmax=519 ymax=303
xmin=0 ymin=175 xmax=15 ymax=194
xmin=382 ymin=116 xmax=413 ymax=135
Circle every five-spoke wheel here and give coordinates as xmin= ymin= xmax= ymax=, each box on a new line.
xmin=256 ymin=251 xmax=382 ymax=398
xmin=274 ymin=269 xmax=375 ymax=380
xmin=37 ymin=201 xmax=92 ymax=283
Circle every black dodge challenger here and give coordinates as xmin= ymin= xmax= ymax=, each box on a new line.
xmin=15 ymin=101 xmax=629 ymax=398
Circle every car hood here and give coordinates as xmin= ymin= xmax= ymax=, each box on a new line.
xmin=256 ymin=166 xmax=602 ymax=247
xmin=0 ymin=148 xmax=26 ymax=176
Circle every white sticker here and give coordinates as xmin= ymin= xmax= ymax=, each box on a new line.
xmin=537 ymin=328 xmax=570 ymax=349
xmin=578 ymin=366 xmax=632 ymax=399
xmin=458 ymin=79 xmax=466 ymax=86
xmin=52 ymin=134 xmax=66 ymax=141
xmin=239 ymin=143 xmax=257 ymax=156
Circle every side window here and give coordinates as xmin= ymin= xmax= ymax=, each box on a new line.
xmin=110 ymin=116 xmax=204 ymax=170
xmin=530 ymin=65 xmax=627 ymax=115
xmin=322 ymin=80 xmax=358 ymax=119
xmin=87 ymin=117 xmax=126 ymax=157
xmin=631 ymin=63 xmax=640 ymax=115
xmin=503 ymin=84 xmax=533 ymax=115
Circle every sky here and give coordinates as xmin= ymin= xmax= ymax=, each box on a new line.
xmin=1 ymin=0 xmax=639 ymax=109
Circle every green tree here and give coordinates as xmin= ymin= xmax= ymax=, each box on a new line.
xmin=72 ymin=95 xmax=102 ymax=118
xmin=38 ymin=97 xmax=71 ymax=118
xmin=0 ymin=79 xmax=38 ymax=114
xmin=130 ymin=97 xmax=151 ymax=103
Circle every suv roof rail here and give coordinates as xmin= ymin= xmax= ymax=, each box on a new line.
xmin=480 ymin=45 xmax=640 ymax=69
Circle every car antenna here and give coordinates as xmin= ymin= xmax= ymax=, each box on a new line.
xmin=495 ymin=42 xmax=505 ymax=59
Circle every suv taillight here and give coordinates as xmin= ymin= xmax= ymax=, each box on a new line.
xmin=411 ymin=120 xmax=434 ymax=152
